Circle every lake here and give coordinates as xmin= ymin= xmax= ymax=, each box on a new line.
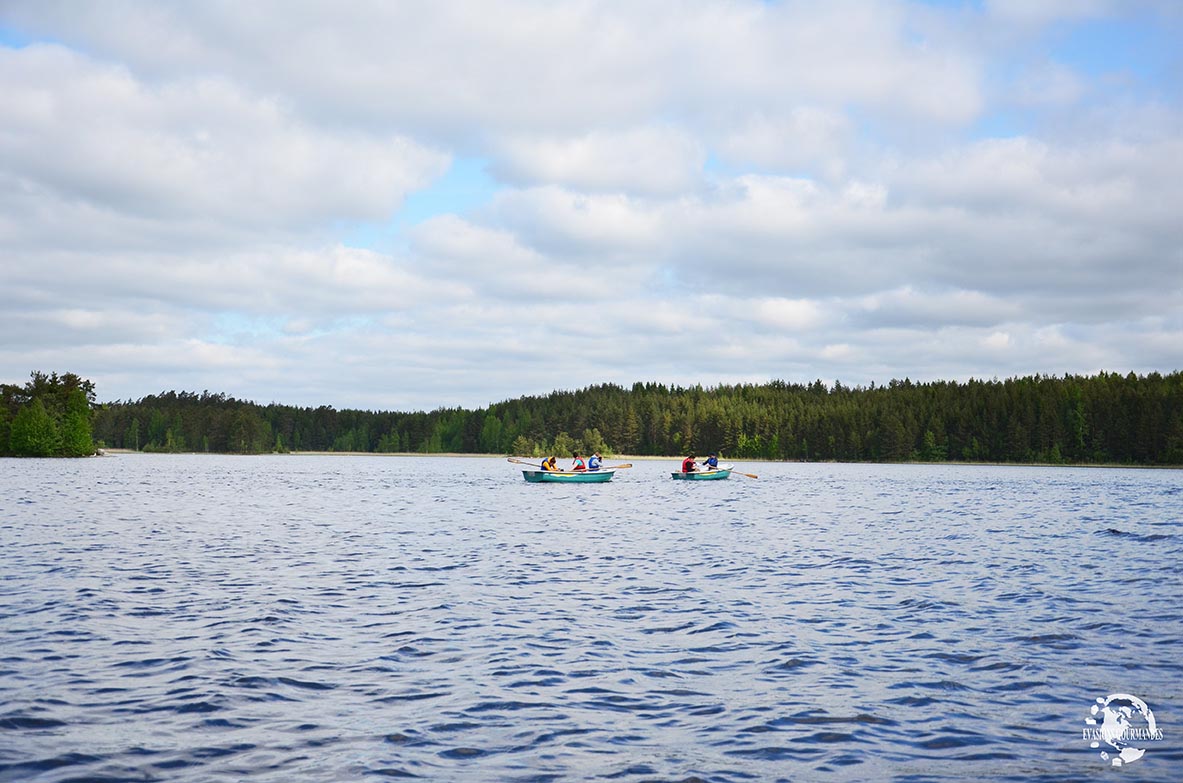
xmin=1 ymin=454 xmax=1180 ymax=782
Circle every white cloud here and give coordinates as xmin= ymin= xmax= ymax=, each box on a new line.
xmin=0 ymin=45 xmax=448 ymax=237
xmin=408 ymin=214 xmax=632 ymax=300
xmin=854 ymin=287 xmax=1021 ymax=329
xmin=492 ymin=126 xmax=705 ymax=195
xmin=718 ymin=107 xmax=853 ymax=178
xmin=820 ymin=343 xmax=856 ymax=361
xmin=694 ymin=294 xmax=828 ymax=332
xmin=488 ymin=187 xmax=667 ymax=261
xmin=982 ymin=330 xmax=1012 ymax=351
xmin=2 ymin=244 xmax=463 ymax=318
xmin=1 ymin=1 xmax=985 ymax=138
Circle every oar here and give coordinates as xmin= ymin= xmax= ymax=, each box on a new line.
xmin=713 ymin=461 xmax=757 ymax=479
xmin=507 ymin=457 xmax=544 ymax=468
xmin=605 ymin=463 xmax=632 ymax=469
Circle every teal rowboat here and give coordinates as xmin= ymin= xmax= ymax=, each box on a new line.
xmin=671 ymin=468 xmax=732 ymax=480
xmin=522 ymin=469 xmax=616 ymax=483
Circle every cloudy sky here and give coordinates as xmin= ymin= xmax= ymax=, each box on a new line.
xmin=1 ymin=1 xmax=1180 ymax=411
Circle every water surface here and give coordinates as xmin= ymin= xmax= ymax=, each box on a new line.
xmin=1 ymin=455 xmax=1180 ymax=781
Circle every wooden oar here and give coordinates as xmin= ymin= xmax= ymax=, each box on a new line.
xmin=507 ymin=457 xmax=544 ymax=468
xmin=605 ymin=463 xmax=632 ymax=469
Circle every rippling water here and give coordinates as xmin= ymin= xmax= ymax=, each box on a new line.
xmin=2 ymin=455 xmax=1180 ymax=782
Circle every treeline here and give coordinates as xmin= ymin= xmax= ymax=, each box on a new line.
xmin=0 ymin=372 xmax=96 ymax=457
xmin=87 ymin=371 xmax=1183 ymax=465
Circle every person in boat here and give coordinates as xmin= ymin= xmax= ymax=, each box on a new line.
xmin=540 ymin=456 xmax=558 ymax=471
xmin=588 ymin=452 xmax=602 ymax=471
xmin=704 ymin=452 xmax=719 ymax=471
xmin=571 ymin=453 xmax=587 ymax=471
xmin=681 ymin=453 xmax=697 ymax=473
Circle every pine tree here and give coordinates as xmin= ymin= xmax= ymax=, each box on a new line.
xmin=59 ymin=389 xmax=94 ymax=456
xmin=510 ymin=435 xmax=533 ymax=456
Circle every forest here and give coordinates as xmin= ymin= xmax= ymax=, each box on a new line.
xmin=68 ymin=370 xmax=1183 ymax=466
xmin=3 ymin=369 xmax=1180 ymax=465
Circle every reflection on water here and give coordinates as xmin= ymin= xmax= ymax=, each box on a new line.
xmin=1 ymin=455 xmax=1180 ymax=782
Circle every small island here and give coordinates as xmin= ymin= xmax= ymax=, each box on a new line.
xmin=0 ymin=372 xmax=96 ymax=458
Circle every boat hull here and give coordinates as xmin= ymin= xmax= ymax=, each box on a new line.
xmin=523 ymin=469 xmax=615 ymax=483
xmin=671 ymin=469 xmax=731 ymax=480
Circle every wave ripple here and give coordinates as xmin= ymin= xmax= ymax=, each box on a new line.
xmin=1 ymin=456 xmax=1180 ymax=782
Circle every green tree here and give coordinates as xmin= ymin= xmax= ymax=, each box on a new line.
xmin=580 ymin=427 xmax=607 ymax=455
xmin=227 ymin=409 xmax=267 ymax=453
xmin=125 ymin=418 xmax=141 ymax=451
xmin=878 ymin=412 xmax=909 ymax=461
xmin=167 ymin=414 xmax=186 ymax=452
xmin=377 ymin=430 xmax=402 ymax=452
xmin=510 ymin=435 xmax=533 ymax=456
xmin=333 ymin=429 xmax=357 ymax=452
xmin=619 ymin=406 xmax=641 ymax=454
xmin=59 ymin=389 xmax=94 ymax=457
xmin=479 ymin=415 xmax=504 ymax=453
xmin=9 ymin=399 xmax=60 ymax=457
xmin=920 ymin=430 xmax=946 ymax=462
xmin=147 ymin=409 xmax=168 ymax=449
xmin=553 ymin=431 xmax=577 ymax=456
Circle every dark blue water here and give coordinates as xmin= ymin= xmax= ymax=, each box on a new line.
xmin=1 ymin=455 xmax=1180 ymax=782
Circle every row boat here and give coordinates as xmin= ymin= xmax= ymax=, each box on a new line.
xmin=670 ymin=466 xmax=732 ymax=480
xmin=522 ymin=468 xmax=616 ymax=483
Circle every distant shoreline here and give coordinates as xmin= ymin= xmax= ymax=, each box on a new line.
xmin=92 ymin=449 xmax=1180 ymax=469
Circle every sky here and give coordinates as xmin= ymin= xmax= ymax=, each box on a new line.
xmin=1 ymin=1 xmax=1180 ymax=411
